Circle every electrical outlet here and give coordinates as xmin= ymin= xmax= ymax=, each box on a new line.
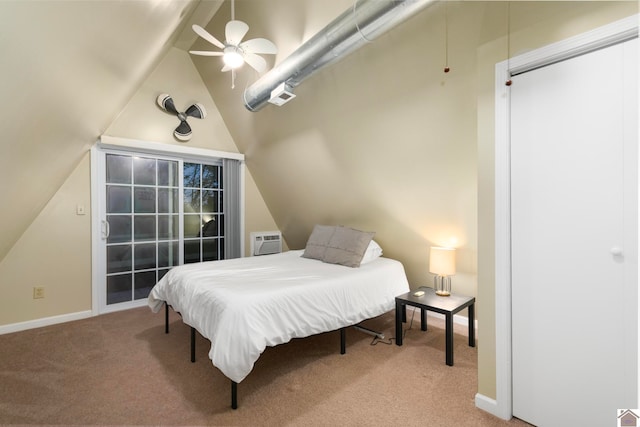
xmin=33 ymin=287 xmax=45 ymax=299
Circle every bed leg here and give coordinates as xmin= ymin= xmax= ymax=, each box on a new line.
xmin=340 ymin=327 xmax=346 ymax=355
xmin=231 ymin=381 xmax=238 ymax=410
xmin=190 ymin=327 xmax=196 ymax=363
xmin=165 ymin=302 xmax=169 ymax=334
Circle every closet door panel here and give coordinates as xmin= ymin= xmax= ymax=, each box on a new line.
xmin=511 ymin=38 xmax=637 ymax=426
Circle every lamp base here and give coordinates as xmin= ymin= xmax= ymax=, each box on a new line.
xmin=434 ymin=275 xmax=451 ymax=297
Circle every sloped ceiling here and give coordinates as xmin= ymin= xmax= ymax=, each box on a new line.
xmin=0 ymin=0 xmax=222 ymax=261
xmin=189 ymin=0 xmax=638 ymax=287
xmin=192 ymin=0 xmax=463 ymax=253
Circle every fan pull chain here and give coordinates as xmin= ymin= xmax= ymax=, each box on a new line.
xmin=229 ymin=0 xmax=236 ymax=89
xmin=505 ymin=2 xmax=512 ymax=86
xmin=444 ymin=2 xmax=450 ymax=73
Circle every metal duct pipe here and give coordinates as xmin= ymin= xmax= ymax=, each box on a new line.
xmin=243 ymin=0 xmax=438 ymax=112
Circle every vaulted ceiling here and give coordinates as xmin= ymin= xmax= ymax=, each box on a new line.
xmin=0 ymin=0 xmax=635 ymax=278
xmin=0 ymin=0 xmax=222 ymax=261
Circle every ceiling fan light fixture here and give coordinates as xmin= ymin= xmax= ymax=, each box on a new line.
xmin=223 ymin=47 xmax=244 ymax=69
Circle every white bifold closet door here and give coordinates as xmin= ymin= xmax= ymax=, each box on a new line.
xmin=511 ymin=37 xmax=638 ymax=426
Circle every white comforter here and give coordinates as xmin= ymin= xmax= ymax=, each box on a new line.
xmin=148 ymin=250 xmax=409 ymax=383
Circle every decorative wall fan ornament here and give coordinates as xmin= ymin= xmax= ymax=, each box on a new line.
xmin=156 ymin=94 xmax=206 ymax=142
xmin=189 ymin=0 xmax=277 ymax=88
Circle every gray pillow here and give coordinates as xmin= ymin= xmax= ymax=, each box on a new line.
xmin=322 ymin=226 xmax=375 ymax=268
xmin=302 ymin=224 xmax=336 ymax=260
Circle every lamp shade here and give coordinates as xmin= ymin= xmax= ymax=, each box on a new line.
xmin=429 ymin=247 xmax=456 ymax=276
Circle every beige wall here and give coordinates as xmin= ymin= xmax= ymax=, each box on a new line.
xmin=0 ymin=0 xmax=636 ymax=408
xmin=105 ymin=46 xmax=282 ymax=255
xmin=105 ymin=47 xmax=239 ymax=153
xmin=196 ymin=0 xmax=481 ymax=289
xmin=194 ymin=0 xmax=638 ymax=403
xmin=0 ymin=156 xmax=92 ymax=326
xmin=0 ymin=47 xmax=279 ymax=327
xmin=0 ymin=0 xmax=201 ymax=263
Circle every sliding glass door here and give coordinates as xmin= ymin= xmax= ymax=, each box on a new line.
xmin=94 ymin=145 xmax=240 ymax=313
xmin=104 ymin=154 xmax=180 ymax=305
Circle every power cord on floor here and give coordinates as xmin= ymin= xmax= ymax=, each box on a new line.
xmin=370 ymin=335 xmax=393 ymax=346
xmin=369 ymin=307 xmax=417 ymax=346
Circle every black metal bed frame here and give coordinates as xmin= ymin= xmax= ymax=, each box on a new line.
xmin=164 ymin=302 xmax=347 ymax=409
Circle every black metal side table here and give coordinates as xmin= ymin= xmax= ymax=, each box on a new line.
xmin=395 ymin=286 xmax=475 ymax=366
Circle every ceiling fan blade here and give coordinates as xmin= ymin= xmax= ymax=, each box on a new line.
xmin=185 ymin=103 xmax=207 ymax=119
xmin=243 ymin=53 xmax=267 ymax=73
xmin=174 ymin=120 xmax=193 ymax=142
xmin=189 ymin=50 xmax=224 ymax=57
xmin=226 ymin=20 xmax=249 ymax=46
xmin=192 ymin=24 xmax=225 ymax=50
xmin=240 ymin=38 xmax=278 ymax=55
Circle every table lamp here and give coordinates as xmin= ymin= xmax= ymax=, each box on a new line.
xmin=430 ymin=247 xmax=456 ymax=296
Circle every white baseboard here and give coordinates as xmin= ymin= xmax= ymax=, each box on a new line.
xmin=0 ymin=310 xmax=93 ymax=335
xmin=406 ymin=305 xmax=478 ymax=330
xmin=475 ymin=393 xmax=510 ymax=419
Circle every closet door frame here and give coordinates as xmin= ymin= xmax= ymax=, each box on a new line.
xmin=481 ymin=15 xmax=639 ymax=420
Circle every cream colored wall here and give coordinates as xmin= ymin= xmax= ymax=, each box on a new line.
xmin=0 ymin=0 xmax=635 ymax=408
xmin=105 ymin=47 xmax=281 ymax=256
xmin=244 ymin=168 xmax=290 ymax=253
xmin=0 ymin=46 xmax=279 ymax=327
xmin=105 ymin=47 xmax=239 ymax=152
xmin=0 ymin=155 xmax=92 ymax=326
xmin=0 ymin=0 xmax=201 ymax=263
xmin=193 ymin=0 xmax=638 ymax=404
xmin=196 ymin=0 xmax=480 ymax=292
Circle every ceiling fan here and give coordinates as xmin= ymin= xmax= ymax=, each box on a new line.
xmin=189 ymin=0 xmax=277 ymax=87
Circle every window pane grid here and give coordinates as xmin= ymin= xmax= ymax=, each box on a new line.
xmin=183 ymin=162 xmax=224 ymax=264
xmin=105 ymin=155 xmax=180 ymax=305
xmin=104 ymin=154 xmax=227 ymax=307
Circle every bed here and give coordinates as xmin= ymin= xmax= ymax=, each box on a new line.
xmin=148 ymin=226 xmax=409 ymax=408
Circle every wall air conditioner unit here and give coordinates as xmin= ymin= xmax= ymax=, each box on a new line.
xmin=250 ymin=231 xmax=282 ymax=256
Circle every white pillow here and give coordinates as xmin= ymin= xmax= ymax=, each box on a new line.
xmin=360 ymin=240 xmax=383 ymax=265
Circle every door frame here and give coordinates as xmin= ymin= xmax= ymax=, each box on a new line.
xmin=486 ymin=15 xmax=638 ymax=420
